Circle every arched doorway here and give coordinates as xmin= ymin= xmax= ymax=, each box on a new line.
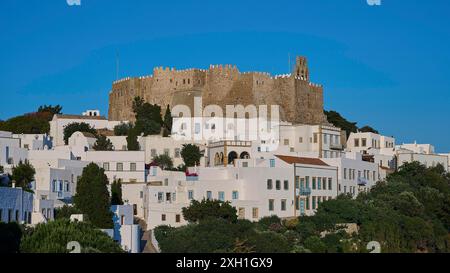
xmin=240 ymin=151 xmax=250 ymax=159
xmin=228 ymin=151 xmax=238 ymax=165
xmin=214 ymin=153 xmax=220 ymax=166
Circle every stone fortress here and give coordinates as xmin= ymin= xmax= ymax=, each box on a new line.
xmin=108 ymin=56 xmax=328 ymax=125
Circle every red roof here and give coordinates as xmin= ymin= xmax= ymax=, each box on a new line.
xmin=275 ymin=155 xmax=329 ymax=166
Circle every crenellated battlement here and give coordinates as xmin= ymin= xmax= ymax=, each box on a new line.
xmin=109 ymin=56 xmax=328 ymax=125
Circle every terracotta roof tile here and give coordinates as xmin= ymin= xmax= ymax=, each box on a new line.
xmin=275 ymin=155 xmax=329 ymax=166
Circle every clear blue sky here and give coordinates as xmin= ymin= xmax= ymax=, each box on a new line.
xmin=1 ymin=0 xmax=449 ymax=151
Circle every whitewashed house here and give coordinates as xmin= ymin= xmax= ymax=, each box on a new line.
xmin=141 ymin=156 xmax=337 ymax=229
xmin=111 ymin=205 xmax=140 ymax=253
xmin=49 ymin=113 xmax=123 ymax=146
xmin=323 ymin=152 xmax=381 ymax=197
xmin=0 ymin=131 xmax=28 ymax=171
xmin=12 ymin=133 xmax=53 ymax=151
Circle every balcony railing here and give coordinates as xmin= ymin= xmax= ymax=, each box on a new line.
xmin=186 ymin=176 xmax=199 ymax=181
xmin=296 ymin=187 xmax=312 ymax=196
xmin=330 ymin=143 xmax=343 ymax=150
xmin=357 ymin=177 xmax=369 ymax=186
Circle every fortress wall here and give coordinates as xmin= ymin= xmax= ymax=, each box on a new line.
xmin=108 ymin=57 xmax=327 ymax=125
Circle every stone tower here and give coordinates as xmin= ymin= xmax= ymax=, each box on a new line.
xmin=294 ymin=56 xmax=309 ymax=81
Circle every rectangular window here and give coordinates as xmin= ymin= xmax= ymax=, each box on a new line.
xmin=354 ymin=138 xmax=360 ymax=147
xmin=313 ymin=133 xmax=318 ymax=143
xmin=312 ymin=177 xmax=316 ymax=190
xmin=130 ymin=163 xmax=137 ymax=171
xmin=284 ymin=180 xmax=289 ymax=190
xmin=206 ymin=191 xmax=212 ymax=200
xmin=103 ymin=162 xmax=110 ymax=171
xmin=161 ymin=214 xmax=166 ymax=221
xmin=362 ymin=138 xmax=367 ymax=147
xmin=175 ymin=214 xmax=181 ymax=223
xmin=323 ymin=178 xmax=327 ymax=190
xmin=323 ymin=134 xmax=328 ymax=144
xmin=284 ymin=139 xmax=289 ymax=146
xmin=269 ymin=199 xmax=274 ymax=211
xmin=295 ymin=176 xmax=300 ymax=189
xmin=276 ymin=180 xmax=281 ymax=190
xmin=281 ymin=199 xmax=287 ymax=211
xmin=312 ymin=197 xmax=316 ymax=210
xmin=242 ymin=162 xmax=248 ymax=167
xmin=306 ymin=197 xmax=310 ymax=210
xmin=232 ymin=191 xmax=239 ymax=200
xmin=267 ymin=179 xmax=273 ymax=190
xmin=157 ymin=192 xmax=163 ymax=202
xmin=299 ymin=137 xmax=303 ymax=143
xmin=373 ymin=171 xmax=376 ymax=181
xmin=317 ymin=177 xmax=322 ymax=190
xmin=164 ymin=149 xmax=170 ymax=156
xmin=116 ymin=162 xmax=123 ymax=171
xmin=269 ymin=159 xmax=275 ymax=168
xmin=344 ymin=168 xmax=347 ymax=179
xmin=305 ymin=176 xmax=310 ymax=188
xmin=252 ymin=208 xmax=258 ymax=219
xmin=151 ymin=149 xmax=157 ymax=157
xmin=328 ymin=178 xmax=332 ymax=190
xmin=188 ymin=190 xmax=194 ymax=200
xmin=218 ymin=191 xmax=225 ymax=201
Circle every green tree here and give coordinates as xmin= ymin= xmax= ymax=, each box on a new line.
xmin=152 ymin=154 xmax=174 ymax=170
xmin=248 ymin=231 xmax=291 ymax=253
xmin=181 ymin=144 xmax=202 ymax=167
xmin=304 ymin=236 xmax=327 ymax=253
xmin=11 ymin=160 xmax=35 ymax=189
xmin=126 ymin=128 xmax=140 ymax=151
xmin=359 ymin=125 xmax=379 ymax=134
xmin=0 ymin=114 xmax=50 ymax=134
xmin=163 ymin=104 xmax=173 ymax=136
xmin=324 ymin=110 xmax=357 ymax=138
xmin=132 ymin=96 xmax=163 ymax=136
xmin=111 ymin=179 xmax=124 ymax=206
xmin=73 ymin=163 xmax=113 ymax=229
xmin=54 ymin=205 xmax=81 ymax=220
xmin=63 ymin=122 xmax=97 ymax=145
xmin=134 ymin=118 xmax=161 ymax=136
xmin=93 ymin=135 xmax=114 ymax=151
xmin=182 ymin=199 xmax=238 ymax=223
xmin=114 ymin=123 xmax=132 ymax=136
xmin=38 ymin=105 xmax=63 ymax=120
xmin=20 ymin=219 xmax=123 ymax=253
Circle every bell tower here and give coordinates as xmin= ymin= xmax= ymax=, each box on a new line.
xmin=294 ymin=56 xmax=309 ymax=81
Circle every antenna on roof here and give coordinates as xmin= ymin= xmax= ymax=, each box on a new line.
xmin=116 ymin=51 xmax=120 ymax=80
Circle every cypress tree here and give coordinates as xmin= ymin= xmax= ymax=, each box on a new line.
xmin=74 ymin=163 xmax=113 ymax=229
